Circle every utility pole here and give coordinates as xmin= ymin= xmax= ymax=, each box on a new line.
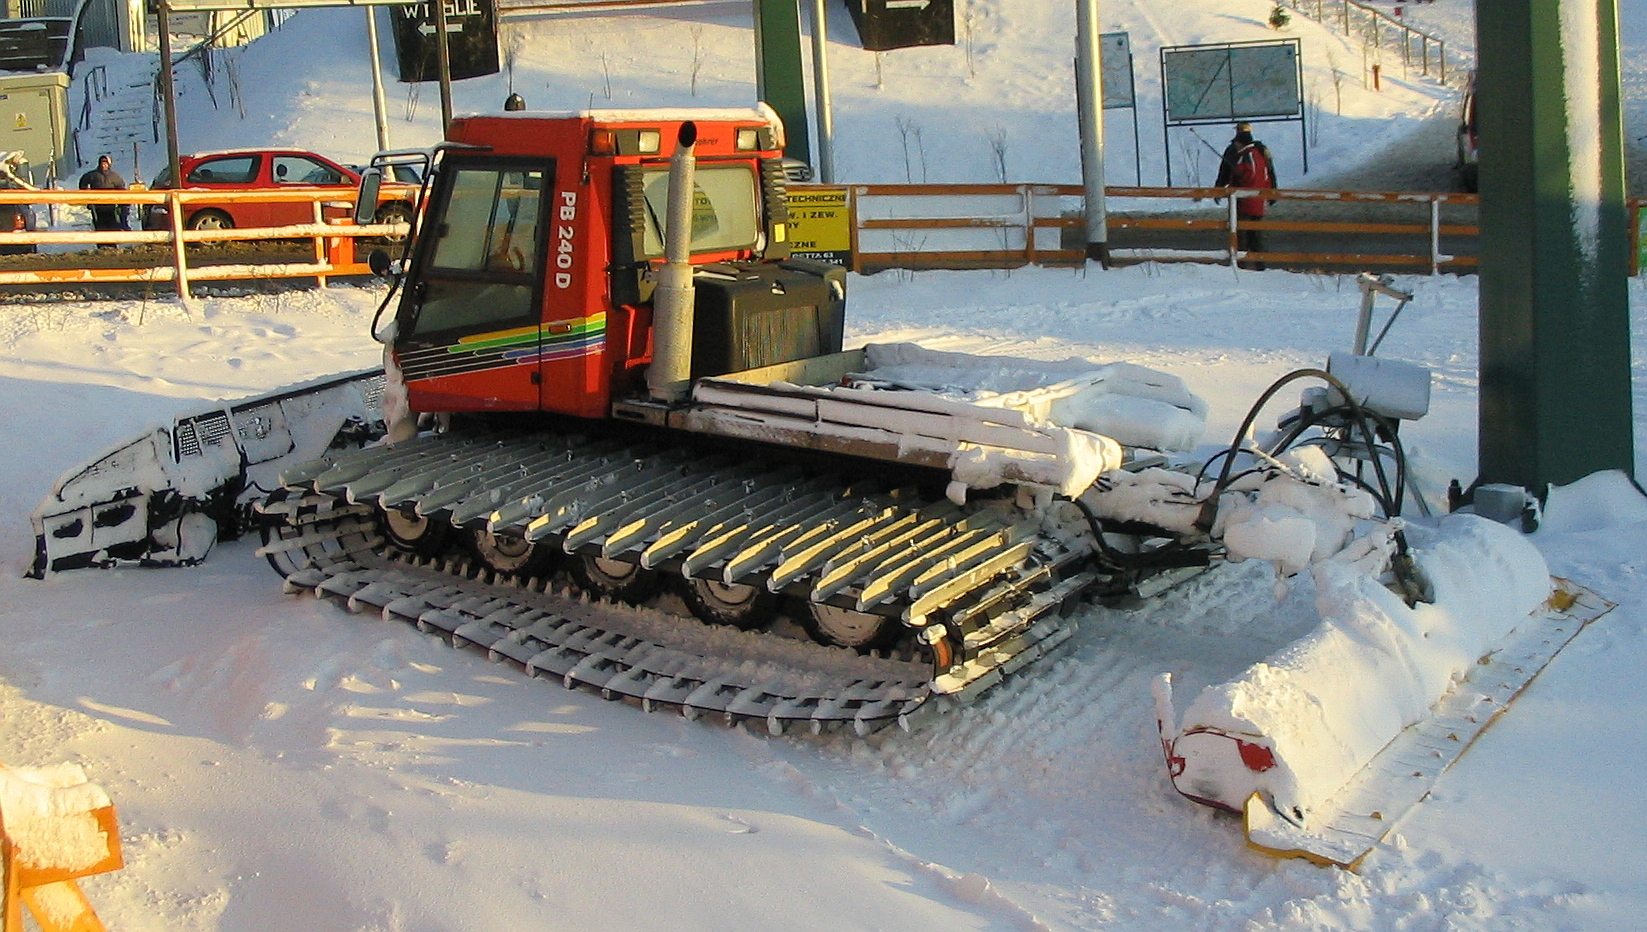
xmin=1075 ymin=0 xmax=1109 ymax=265
xmin=1474 ymin=0 xmax=1633 ymax=494
xmin=808 ymin=0 xmax=834 ymax=182
xmin=157 ymin=0 xmax=181 ymax=191
xmin=435 ymin=0 xmax=454 ymax=132
xmin=752 ymin=0 xmax=810 ymax=163
xmin=366 ymin=7 xmax=391 ymax=151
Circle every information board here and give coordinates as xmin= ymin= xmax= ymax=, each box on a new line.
xmin=786 ymin=186 xmax=852 ymax=267
xmin=1162 ymin=39 xmax=1301 ymax=123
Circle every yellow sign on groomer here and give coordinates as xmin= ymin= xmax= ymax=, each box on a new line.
xmin=785 ymin=186 xmax=851 ymax=267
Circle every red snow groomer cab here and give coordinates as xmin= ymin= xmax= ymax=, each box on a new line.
xmin=376 ymin=108 xmax=842 ymax=423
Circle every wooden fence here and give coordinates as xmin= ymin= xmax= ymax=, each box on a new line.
xmin=845 ymin=183 xmax=1647 ymax=277
xmin=0 ymin=185 xmax=1641 ymax=297
xmin=0 ymin=186 xmax=411 ymax=298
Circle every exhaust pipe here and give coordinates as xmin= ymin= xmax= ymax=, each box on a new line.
xmin=648 ymin=121 xmax=698 ymax=403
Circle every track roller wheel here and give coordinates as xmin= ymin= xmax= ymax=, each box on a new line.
xmin=571 ymin=554 xmax=660 ymax=604
xmin=471 ymin=529 xmax=556 ymax=578
xmin=258 ymin=490 xmax=309 ymax=576
xmin=803 ymin=603 xmax=903 ymax=653
xmin=682 ymin=578 xmax=779 ymax=631
xmin=381 ymin=506 xmax=449 ymax=557
xmin=257 ymin=488 xmax=372 ymax=577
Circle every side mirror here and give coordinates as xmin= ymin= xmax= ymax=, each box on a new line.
xmin=367 ymin=248 xmax=395 ymax=278
xmin=355 ymin=167 xmax=383 ymax=224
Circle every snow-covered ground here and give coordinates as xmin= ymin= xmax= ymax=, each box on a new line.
xmin=1 ymin=266 xmax=1644 ymax=931
xmin=2 ymin=0 xmax=1644 ymax=929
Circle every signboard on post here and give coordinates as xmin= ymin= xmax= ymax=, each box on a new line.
xmin=1099 ymin=31 xmax=1141 ymax=185
xmin=390 ymin=0 xmax=500 ymax=82
xmin=1100 ymin=31 xmax=1133 ymax=109
xmin=844 ymin=0 xmax=955 ymax=51
xmin=1159 ymin=38 xmax=1305 ymax=185
xmin=786 ymin=186 xmax=852 ymax=266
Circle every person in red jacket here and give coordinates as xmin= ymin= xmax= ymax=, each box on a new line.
xmin=1214 ymin=123 xmax=1279 ymax=269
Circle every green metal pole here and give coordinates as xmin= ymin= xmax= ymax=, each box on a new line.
xmin=753 ymin=0 xmax=811 ymax=163
xmin=1475 ymin=0 xmax=1634 ymax=492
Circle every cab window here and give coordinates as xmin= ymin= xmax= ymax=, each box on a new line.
xmin=405 ymin=162 xmax=551 ymax=337
xmin=638 ymin=164 xmax=759 ymax=257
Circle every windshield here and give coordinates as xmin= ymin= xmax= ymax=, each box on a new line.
xmin=637 ymin=164 xmax=760 ymax=258
xmin=405 ymin=163 xmax=550 ymax=337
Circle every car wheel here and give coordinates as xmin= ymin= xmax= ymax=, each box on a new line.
xmin=373 ymin=201 xmax=413 ymax=244
xmin=186 ymin=209 xmax=234 ymax=231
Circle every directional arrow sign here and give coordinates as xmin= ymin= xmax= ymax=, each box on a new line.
xmin=416 ymin=21 xmax=463 ymax=33
xmin=885 ymin=0 xmax=931 ymax=9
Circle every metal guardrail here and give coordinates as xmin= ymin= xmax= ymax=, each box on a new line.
xmin=1283 ymin=0 xmax=1448 ymax=84
xmin=0 ymin=185 xmax=414 ymax=297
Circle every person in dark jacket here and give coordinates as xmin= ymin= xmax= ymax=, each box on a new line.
xmin=1214 ymin=123 xmax=1279 ymax=269
xmin=79 ymin=155 xmax=130 ymax=238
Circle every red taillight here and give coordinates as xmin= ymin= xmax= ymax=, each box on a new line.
xmin=1237 ymin=740 xmax=1276 ymax=772
xmin=11 ymin=212 xmax=23 ymax=231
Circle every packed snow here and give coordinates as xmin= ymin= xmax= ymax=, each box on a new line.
xmin=1 ymin=0 xmax=1645 ymax=930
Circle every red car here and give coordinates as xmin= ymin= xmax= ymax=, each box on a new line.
xmin=143 ymin=148 xmax=415 ymax=233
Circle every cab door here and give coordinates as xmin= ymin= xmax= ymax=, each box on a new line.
xmin=392 ymin=155 xmax=553 ymax=413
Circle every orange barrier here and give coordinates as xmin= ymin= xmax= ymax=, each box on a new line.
xmin=1 ymin=762 xmax=122 ymax=932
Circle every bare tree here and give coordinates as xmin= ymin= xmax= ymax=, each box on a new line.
xmin=895 ymin=116 xmax=919 ymax=182
xmin=963 ymin=3 xmax=977 ymax=79
xmin=986 ymin=127 xmax=1009 ymax=183
xmin=1326 ymin=47 xmax=1346 ymax=114
xmin=689 ymin=25 xmax=706 ymax=97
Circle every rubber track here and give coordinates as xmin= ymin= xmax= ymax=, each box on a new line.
xmin=257 ymin=431 xmax=1091 ymax=732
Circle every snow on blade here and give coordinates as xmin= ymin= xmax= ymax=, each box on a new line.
xmin=0 ymin=763 xmax=117 ymax=876
xmin=1156 ymin=514 xmax=1555 ymax=842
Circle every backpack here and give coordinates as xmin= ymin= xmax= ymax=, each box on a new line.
xmin=1231 ymin=144 xmax=1270 ymax=189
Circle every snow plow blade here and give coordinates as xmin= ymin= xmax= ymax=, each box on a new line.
xmin=1155 ymin=515 xmax=1613 ymax=869
xmin=29 ymin=370 xmax=385 ymax=576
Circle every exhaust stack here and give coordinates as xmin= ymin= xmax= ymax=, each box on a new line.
xmin=647 ymin=121 xmax=699 ymax=403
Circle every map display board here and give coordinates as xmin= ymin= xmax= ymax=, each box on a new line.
xmin=1161 ymin=39 xmax=1301 ymax=124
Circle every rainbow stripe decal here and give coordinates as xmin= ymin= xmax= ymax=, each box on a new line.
xmin=399 ymin=315 xmax=607 ymax=382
